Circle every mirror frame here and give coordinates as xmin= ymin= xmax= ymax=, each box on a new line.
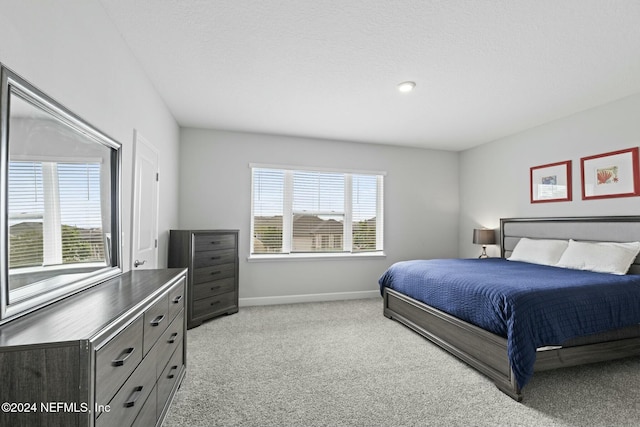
xmin=0 ymin=64 xmax=122 ymax=323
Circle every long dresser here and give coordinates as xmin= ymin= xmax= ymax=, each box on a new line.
xmin=168 ymin=230 xmax=239 ymax=329
xmin=0 ymin=268 xmax=187 ymax=427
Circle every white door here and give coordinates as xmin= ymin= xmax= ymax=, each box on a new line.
xmin=131 ymin=130 xmax=159 ymax=269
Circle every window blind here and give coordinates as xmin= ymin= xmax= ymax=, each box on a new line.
xmin=57 ymin=163 xmax=104 ymax=263
xmin=8 ymin=161 xmax=104 ymax=269
xmin=252 ymin=168 xmax=285 ymax=253
xmin=8 ymin=162 xmax=44 ymax=267
xmin=251 ymin=165 xmax=384 ymax=256
xmin=292 ymin=171 xmax=344 ymax=253
xmin=352 ymin=174 xmax=379 ymax=252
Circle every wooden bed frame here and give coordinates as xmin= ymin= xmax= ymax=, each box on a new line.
xmin=383 ymin=216 xmax=640 ymax=401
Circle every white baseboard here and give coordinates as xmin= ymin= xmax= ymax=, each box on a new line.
xmin=239 ymin=290 xmax=381 ymax=307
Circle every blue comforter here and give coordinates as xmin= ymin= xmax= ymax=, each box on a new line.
xmin=378 ymin=258 xmax=640 ymax=388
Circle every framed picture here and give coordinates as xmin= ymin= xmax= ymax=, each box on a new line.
xmin=581 ymin=147 xmax=640 ymax=200
xmin=530 ymin=160 xmax=572 ymax=203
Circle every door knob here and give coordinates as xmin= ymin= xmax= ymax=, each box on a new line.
xmin=134 ymin=259 xmax=146 ymax=268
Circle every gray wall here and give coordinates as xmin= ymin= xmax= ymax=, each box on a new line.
xmin=0 ymin=1 xmax=181 ymax=269
xmin=178 ymin=128 xmax=460 ymax=304
xmin=459 ymin=92 xmax=640 ymax=258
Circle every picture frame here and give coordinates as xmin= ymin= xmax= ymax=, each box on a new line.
xmin=530 ymin=160 xmax=572 ymax=203
xmin=581 ymin=147 xmax=640 ymax=200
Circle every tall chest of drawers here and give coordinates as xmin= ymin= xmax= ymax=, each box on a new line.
xmin=168 ymin=230 xmax=239 ymax=329
xmin=0 ymin=269 xmax=187 ymax=427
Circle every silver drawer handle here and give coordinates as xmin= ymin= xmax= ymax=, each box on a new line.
xmin=210 ymin=300 xmax=221 ymax=306
xmin=168 ymin=332 xmax=178 ymax=344
xmin=150 ymin=314 xmax=165 ymax=327
xmin=172 ymin=295 xmax=183 ymax=304
xmin=124 ymin=386 xmax=143 ymax=408
xmin=112 ymin=347 xmax=135 ymax=367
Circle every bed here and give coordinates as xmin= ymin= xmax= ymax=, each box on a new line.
xmin=380 ymin=216 xmax=640 ymax=401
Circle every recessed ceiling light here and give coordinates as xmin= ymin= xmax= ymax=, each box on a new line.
xmin=397 ymin=81 xmax=416 ymax=93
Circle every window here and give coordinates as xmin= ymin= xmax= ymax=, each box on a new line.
xmin=8 ymin=160 xmax=105 ymax=269
xmin=251 ymin=165 xmax=384 ymax=257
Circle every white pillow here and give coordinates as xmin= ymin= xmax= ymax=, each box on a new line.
xmin=555 ymin=239 xmax=640 ymax=275
xmin=507 ymin=238 xmax=569 ymax=266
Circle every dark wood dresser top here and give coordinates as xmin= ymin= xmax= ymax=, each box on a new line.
xmin=0 ymin=268 xmax=187 ymax=348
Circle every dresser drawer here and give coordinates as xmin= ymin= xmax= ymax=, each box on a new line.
xmin=193 ymin=262 xmax=235 ymax=285
xmin=131 ymin=384 xmax=157 ymax=427
xmin=96 ymin=348 xmax=157 ymax=427
xmin=143 ymin=294 xmax=169 ymax=356
xmin=193 ymin=291 xmax=236 ymax=318
xmin=192 ymin=277 xmax=236 ymax=301
xmin=168 ymin=278 xmax=185 ymax=322
xmin=156 ymin=343 xmax=184 ymax=419
xmin=95 ymin=316 xmax=144 ymax=408
xmin=157 ymin=312 xmax=184 ymax=378
xmin=194 ymin=248 xmax=236 ymax=268
xmin=194 ymin=233 xmax=236 ymax=252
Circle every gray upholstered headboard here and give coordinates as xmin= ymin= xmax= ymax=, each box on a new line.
xmin=500 ymin=216 xmax=640 ymax=275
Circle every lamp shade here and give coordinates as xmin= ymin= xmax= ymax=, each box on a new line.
xmin=473 ymin=228 xmax=496 ymax=245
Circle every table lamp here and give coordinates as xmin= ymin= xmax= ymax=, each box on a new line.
xmin=473 ymin=228 xmax=496 ymax=258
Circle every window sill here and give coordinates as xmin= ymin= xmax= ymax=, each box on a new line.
xmin=247 ymin=252 xmax=386 ymax=262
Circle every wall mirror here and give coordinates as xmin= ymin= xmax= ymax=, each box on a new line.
xmin=0 ymin=64 xmax=122 ymax=323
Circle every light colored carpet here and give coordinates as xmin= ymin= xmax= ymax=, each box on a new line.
xmin=164 ymin=298 xmax=640 ymax=427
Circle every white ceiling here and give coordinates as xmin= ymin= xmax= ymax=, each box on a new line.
xmin=98 ymin=0 xmax=640 ymax=151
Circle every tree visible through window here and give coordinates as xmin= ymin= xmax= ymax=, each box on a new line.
xmin=251 ymin=166 xmax=384 ymax=256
